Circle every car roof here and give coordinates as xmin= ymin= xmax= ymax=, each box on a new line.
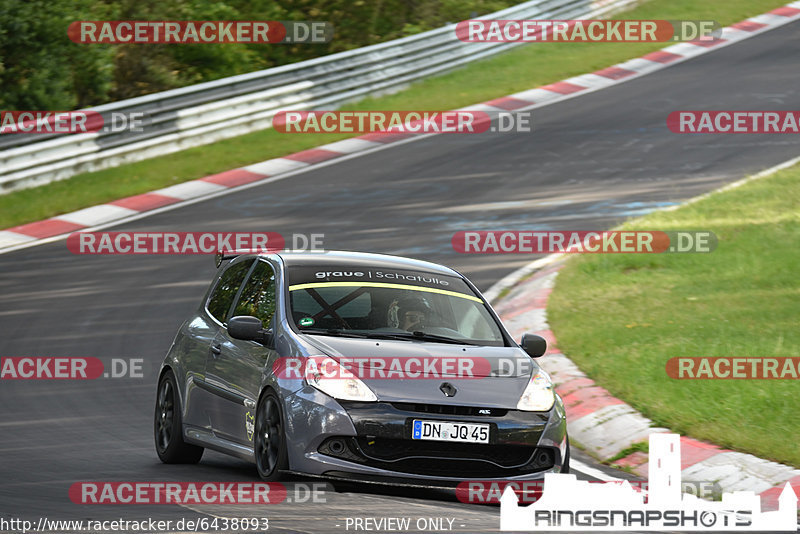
xmin=272 ymin=250 xmax=462 ymax=278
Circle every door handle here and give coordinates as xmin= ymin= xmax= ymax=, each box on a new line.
xmin=210 ymin=344 xmax=222 ymax=357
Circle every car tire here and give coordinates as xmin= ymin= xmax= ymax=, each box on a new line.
xmin=255 ymin=391 xmax=289 ymax=481
xmin=154 ymin=369 xmax=204 ymax=464
xmin=562 ymin=436 xmax=571 ymax=474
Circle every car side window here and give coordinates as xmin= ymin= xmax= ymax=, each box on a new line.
xmin=232 ymin=260 xmax=277 ymax=326
xmin=207 ymin=259 xmax=254 ymax=323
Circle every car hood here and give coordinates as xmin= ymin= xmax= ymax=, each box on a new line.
xmin=302 ymin=335 xmax=538 ymax=407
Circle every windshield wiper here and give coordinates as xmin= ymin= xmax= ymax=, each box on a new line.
xmin=300 ymin=329 xmax=477 ymax=345
xmin=300 ymin=328 xmax=371 ymax=338
xmin=365 ymin=331 xmax=476 ymax=345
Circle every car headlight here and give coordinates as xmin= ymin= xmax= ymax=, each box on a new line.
xmin=305 ymin=357 xmax=377 ymax=402
xmin=517 ymin=368 xmax=555 ymax=411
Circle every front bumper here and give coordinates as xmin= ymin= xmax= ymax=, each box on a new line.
xmin=284 ymin=387 xmax=568 ymax=481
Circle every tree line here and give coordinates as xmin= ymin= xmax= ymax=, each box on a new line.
xmin=0 ymin=0 xmax=517 ymax=110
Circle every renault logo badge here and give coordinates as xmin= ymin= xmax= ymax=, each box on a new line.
xmin=440 ymin=382 xmax=457 ymax=397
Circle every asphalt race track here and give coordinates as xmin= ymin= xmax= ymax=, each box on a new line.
xmin=1 ymin=19 xmax=799 ymax=534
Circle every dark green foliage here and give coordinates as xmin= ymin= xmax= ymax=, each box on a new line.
xmin=0 ymin=0 xmax=517 ymax=109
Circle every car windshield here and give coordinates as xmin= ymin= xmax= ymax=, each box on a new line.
xmin=286 ymin=266 xmax=506 ymax=346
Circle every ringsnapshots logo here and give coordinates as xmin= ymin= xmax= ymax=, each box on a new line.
xmin=500 ymin=433 xmax=797 ymax=531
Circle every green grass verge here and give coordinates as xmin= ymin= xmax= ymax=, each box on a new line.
xmin=547 ymin=165 xmax=800 ymax=467
xmin=607 ymin=441 xmax=649 ymax=465
xmin=0 ymin=0 xmax=787 ymax=229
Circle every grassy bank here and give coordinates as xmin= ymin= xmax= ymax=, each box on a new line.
xmin=547 ymin=165 xmax=800 ymax=466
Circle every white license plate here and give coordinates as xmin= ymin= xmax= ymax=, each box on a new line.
xmin=411 ymin=420 xmax=490 ymax=443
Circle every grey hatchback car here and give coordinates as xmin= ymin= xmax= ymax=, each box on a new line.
xmin=154 ymin=250 xmax=569 ymax=483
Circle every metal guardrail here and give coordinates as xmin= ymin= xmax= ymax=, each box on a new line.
xmin=0 ymin=0 xmax=639 ymax=193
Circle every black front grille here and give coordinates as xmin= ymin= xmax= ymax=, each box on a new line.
xmin=357 ymin=437 xmax=531 ymax=464
xmin=318 ymin=436 xmax=555 ymax=478
xmin=391 ymin=403 xmax=508 ymax=417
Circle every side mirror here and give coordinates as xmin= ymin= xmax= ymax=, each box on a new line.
xmin=228 ymin=316 xmax=274 ymax=347
xmin=520 ymin=333 xmax=547 ymax=358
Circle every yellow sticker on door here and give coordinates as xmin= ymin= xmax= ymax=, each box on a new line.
xmin=245 ymin=411 xmax=255 ymax=441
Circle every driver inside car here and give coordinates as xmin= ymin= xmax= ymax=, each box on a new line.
xmin=390 ymin=296 xmax=433 ymax=331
